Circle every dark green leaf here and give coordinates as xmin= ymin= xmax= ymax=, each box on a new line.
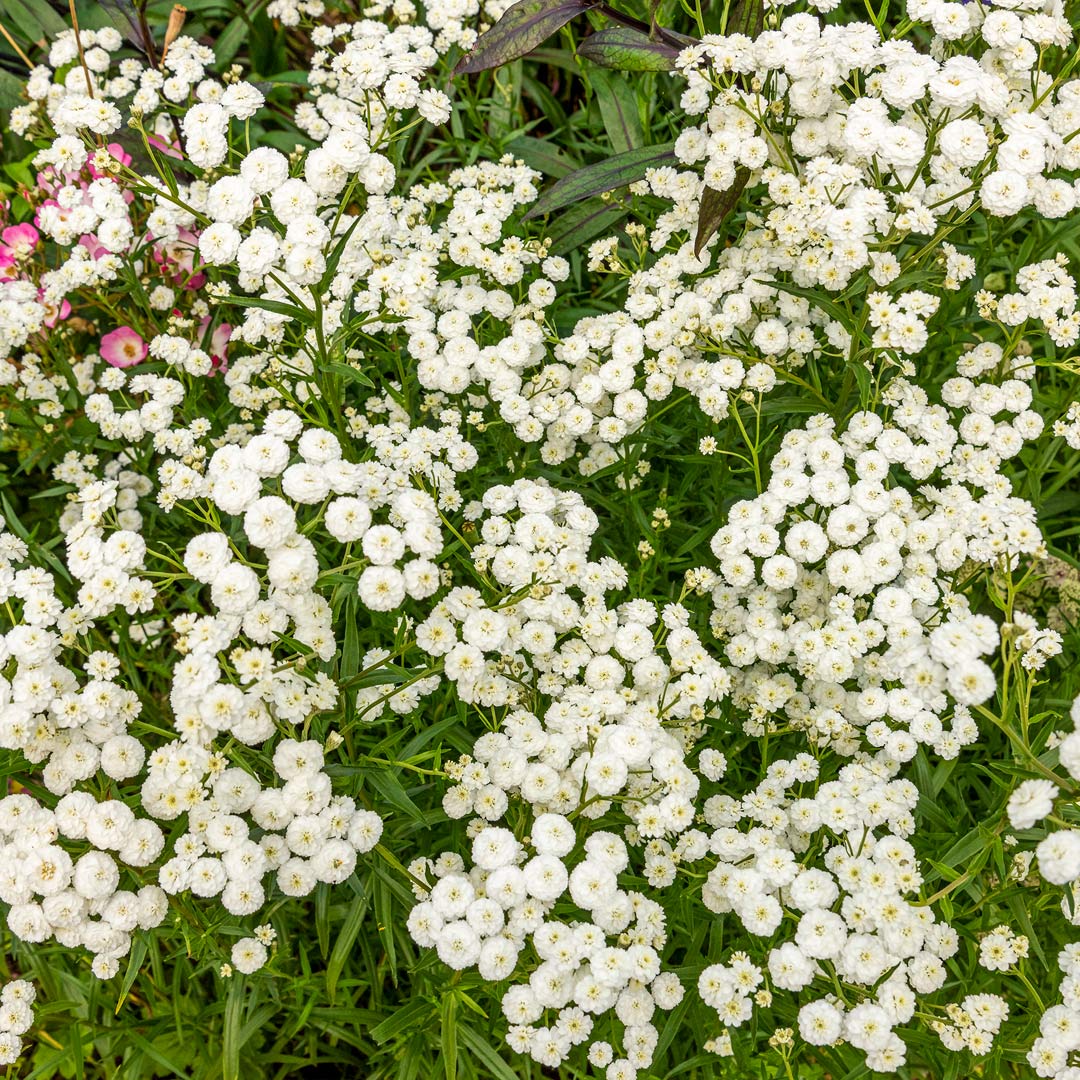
xmin=693 ymin=166 xmax=750 ymax=258
xmin=222 ymin=977 xmax=244 ymax=1080
xmin=115 ymin=936 xmax=148 ymax=1015
xmin=230 ymin=294 xmax=308 ymax=320
xmin=3 ymin=0 xmax=67 ymax=40
xmin=215 ymin=12 xmax=249 ymax=65
xmin=457 ymin=1024 xmax=521 ymax=1080
xmin=94 ymin=0 xmax=154 ymax=54
xmin=523 ymin=142 xmax=674 ymax=219
xmin=506 ymin=135 xmax=580 ymax=177
xmin=323 ymin=360 xmax=376 ymax=390
xmin=0 ymin=69 xmax=24 ymax=110
xmin=369 ymin=998 xmax=433 ymax=1044
xmin=724 ymin=0 xmax=765 ymax=38
xmin=441 ymin=993 xmax=458 ymax=1080
xmin=548 ymin=200 xmax=629 ymax=256
xmin=315 ymin=882 xmax=330 ymax=960
xmin=577 ymin=25 xmax=683 ymax=70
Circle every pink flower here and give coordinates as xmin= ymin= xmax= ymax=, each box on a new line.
xmin=35 ymin=169 xmax=60 ymax=197
xmin=39 ymin=291 xmax=71 ymax=328
xmin=100 ymin=326 xmax=148 ymax=368
xmin=147 ymin=134 xmax=183 ymax=160
xmin=34 ymin=199 xmax=72 ymax=231
xmin=200 ymin=317 xmax=232 ymax=373
xmin=79 ymin=234 xmax=109 ymax=260
xmin=87 ymin=143 xmax=132 ymax=178
xmin=155 ymin=227 xmax=205 ymax=289
xmin=0 ymin=224 xmax=39 ymax=260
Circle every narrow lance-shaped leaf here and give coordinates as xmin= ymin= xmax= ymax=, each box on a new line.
xmin=577 ymin=25 xmax=684 ymax=70
xmin=454 ymin=0 xmax=600 ymax=75
xmin=95 ymin=0 xmax=156 ymax=56
xmin=592 ymin=69 xmax=643 ymax=154
xmin=548 ymin=201 xmax=630 ymax=256
xmin=523 ymin=142 xmax=675 ymax=219
xmin=693 ymin=166 xmax=750 ymax=258
xmin=506 ymin=135 xmax=581 ymax=177
xmin=725 ymin=0 xmax=765 ymax=40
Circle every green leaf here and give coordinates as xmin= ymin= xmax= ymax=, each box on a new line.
xmin=454 ymin=0 xmax=600 ymax=75
xmin=0 ymin=70 xmax=24 ymax=110
xmin=506 ymin=135 xmax=580 ymax=177
xmin=767 ymin=279 xmax=859 ymax=335
xmin=369 ymin=997 xmax=433 ymax=1044
xmin=363 ymin=768 xmax=427 ymax=824
xmin=523 ymin=142 xmax=674 ymax=219
xmin=222 ymin=977 xmax=244 ymax=1080
xmin=440 ymin=993 xmax=458 ymax=1080
xmin=315 ymin=882 xmax=330 ymax=961
xmin=577 ymin=25 xmax=684 ymax=70
xmin=457 ymin=1024 xmax=519 ymax=1080
xmin=724 ymin=0 xmax=765 ymax=38
xmin=115 ymin=936 xmax=148 ymax=1015
xmin=548 ymin=199 xmax=629 ymax=256
xmin=326 ymin=883 xmax=370 ymax=1002
xmin=693 ymin=166 xmax=750 ymax=258
xmin=320 ymin=214 xmax=363 ymax=291
xmin=215 ymin=12 xmax=249 ymax=65
xmin=230 ymin=294 xmax=308 ymax=320
xmin=592 ymin=69 xmax=643 ymax=154
xmin=114 ymin=1029 xmax=191 ymax=1075
xmin=3 ymin=0 xmax=67 ymax=40
xmin=322 ymin=360 xmax=375 ymax=390
xmin=94 ymin=0 xmax=154 ymax=54
xmin=374 ymin=871 xmax=398 ymax=983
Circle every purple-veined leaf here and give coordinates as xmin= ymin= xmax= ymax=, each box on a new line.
xmin=96 ymin=0 xmax=156 ymax=57
xmin=548 ymin=200 xmax=631 ymax=255
xmin=577 ymin=25 xmax=690 ymax=70
xmin=454 ymin=0 xmax=601 ymax=75
xmin=523 ymin=142 xmax=675 ymax=219
xmin=693 ymin=167 xmax=750 ymax=258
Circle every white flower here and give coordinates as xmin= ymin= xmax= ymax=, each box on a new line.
xmin=1007 ymin=779 xmax=1058 ymax=830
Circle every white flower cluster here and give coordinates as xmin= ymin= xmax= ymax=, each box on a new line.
xmin=268 ymin=0 xmax=507 ymax=51
xmin=704 ymin=362 xmax=1043 ymax=758
xmin=402 ymin=479 xmax=729 ymax=1070
xmin=219 ymin=156 xmax=556 ymax=421
xmin=675 ymin=6 xmax=1078 ymax=237
xmin=932 ymin=993 xmax=1010 ymax=1057
xmin=16 ymin=29 xmax=234 ymax=150
xmin=1056 ymin=402 xmax=1080 ymax=451
xmin=1030 ymin=941 xmax=1080 ymax=1078
xmin=694 ymin=750 xmax=962 ymax=1072
xmin=4 ymin=0 xmax=1080 ymax=1071
xmin=0 ymin=979 xmax=36 ymax=1064
xmin=980 ymin=256 xmax=1079 ymax=346
xmin=1 ymin=480 xmax=154 ymax=794
xmin=299 ymin=19 xmax=452 ymax=141
xmin=0 ymin=431 xmax=391 ymax=966
xmin=153 ymin=738 xmax=383 ymax=912
xmin=667 ymin=293 xmax=1057 ymax=1068
xmin=0 ymin=502 xmax=170 ymax=981
xmin=0 ymin=790 xmax=169 ymax=979
xmin=471 ymin=1 xmax=1080 ymax=476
